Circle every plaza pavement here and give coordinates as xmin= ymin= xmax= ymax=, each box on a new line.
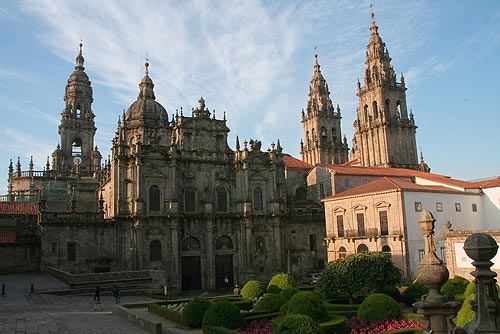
xmin=0 ymin=272 xmax=161 ymax=334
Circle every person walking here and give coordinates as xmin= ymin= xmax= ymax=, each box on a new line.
xmin=111 ymin=285 xmax=120 ymax=304
xmin=93 ymin=285 xmax=101 ymax=311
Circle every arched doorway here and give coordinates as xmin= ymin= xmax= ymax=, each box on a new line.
xmin=181 ymin=237 xmax=202 ymax=291
xmin=215 ymin=236 xmax=234 ymax=289
xmin=357 ymin=243 xmax=369 ymax=253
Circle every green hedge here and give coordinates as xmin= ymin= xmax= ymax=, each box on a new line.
xmin=182 ymin=298 xmax=212 ymax=328
xmin=241 ymin=280 xmax=266 ymax=300
xmin=202 ymin=325 xmax=239 ymax=334
xmin=441 ymin=276 xmax=469 ymax=298
xmin=243 ymin=311 xmax=280 ymax=322
xmin=357 ymin=294 xmax=400 ymax=321
xmin=402 ymin=281 xmax=428 ymax=306
xmin=287 ymin=291 xmax=329 ymax=323
xmin=319 ymin=314 xmax=346 ymax=334
xmin=323 ymin=302 xmax=360 ymax=312
xmin=254 ymin=293 xmax=286 ymax=312
xmin=148 ymin=303 xmax=183 ymax=324
xmin=231 ymin=298 xmax=253 ymax=311
xmin=273 ymin=314 xmax=321 ymax=334
xmin=268 ymin=273 xmax=297 ymax=294
xmin=202 ymin=301 xmax=245 ymax=330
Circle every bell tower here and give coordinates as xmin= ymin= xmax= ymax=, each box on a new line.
xmin=351 ymin=13 xmax=418 ymax=169
xmin=300 ymin=53 xmax=348 ymax=165
xmin=52 ymin=42 xmax=101 ymax=175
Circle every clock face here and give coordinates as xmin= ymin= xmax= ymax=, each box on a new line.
xmin=73 ymin=156 xmax=82 ymax=165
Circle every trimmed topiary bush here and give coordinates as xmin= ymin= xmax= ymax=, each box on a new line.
xmin=402 ymin=281 xmax=429 ymax=306
xmin=319 ymin=314 xmax=346 ymax=334
xmin=253 ymin=293 xmax=286 ymax=312
xmin=279 ymin=302 xmax=289 ymax=316
xmin=241 ymin=280 xmax=266 ymax=300
xmin=182 ymin=298 xmax=211 ymax=328
xmin=454 ymin=282 xmax=475 ymax=327
xmin=357 ymin=293 xmax=401 ymax=321
xmin=375 ymin=285 xmax=402 ymax=302
xmin=268 ymin=273 xmax=297 ymax=294
xmin=286 ymin=291 xmax=329 ymax=323
xmin=202 ymin=300 xmax=245 ymax=330
xmin=442 ymin=276 xmax=469 ymax=298
xmin=273 ymin=314 xmax=321 ymax=334
xmin=280 ymin=287 xmax=300 ymax=301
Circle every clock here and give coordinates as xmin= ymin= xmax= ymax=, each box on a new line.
xmin=73 ymin=156 xmax=82 ymax=165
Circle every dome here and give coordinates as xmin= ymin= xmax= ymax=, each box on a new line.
xmin=125 ymin=72 xmax=168 ymax=123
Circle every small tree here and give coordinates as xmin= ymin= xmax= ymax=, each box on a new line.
xmin=315 ymin=252 xmax=402 ymax=302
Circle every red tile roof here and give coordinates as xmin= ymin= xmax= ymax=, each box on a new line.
xmin=320 ymin=164 xmax=477 ymax=189
xmin=0 ymin=202 xmax=38 ymax=215
xmin=468 ymin=176 xmax=500 ymax=189
xmin=322 ymin=177 xmax=466 ymax=201
xmin=283 ymin=155 xmax=313 ymax=169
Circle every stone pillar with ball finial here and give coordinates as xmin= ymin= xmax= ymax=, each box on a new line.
xmin=453 ymin=233 xmax=500 ymax=334
xmin=414 ymin=210 xmax=459 ymax=334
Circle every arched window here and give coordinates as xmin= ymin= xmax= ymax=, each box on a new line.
xmin=182 ymin=237 xmax=201 ymax=252
xmin=217 ymin=188 xmax=228 ymax=212
xmin=184 ymin=187 xmax=195 ymax=212
xmin=339 ymin=246 xmax=347 ymax=259
xmin=215 ymin=236 xmax=233 ymax=250
xmin=256 ymin=236 xmax=265 ymax=255
xmin=364 ymin=105 xmax=369 ymax=121
xmin=149 ymin=185 xmax=160 ymax=211
xmin=306 ymin=131 xmax=310 ymax=145
xmin=72 ymin=138 xmax=82 ymax=157
xmin=373 ymin=101 xmax=378 ymax=118
xmin=253 ymin=187 xmax=263 ymax=211
xmin=76 ymin=105 xmax=82 ymax=118
xmin=295 ymin=186 xmax=307 ymax=201
xmin=320 ymin=126 xmax=327 ymax=144
xmin=311 ymin=128 xmax=316 ymax=141
xmin=357 ymin=244 xmax=369 ymax=253
xmin=382 ymin=245 xmax=391 ymax=253
xmin=331 ymin=128 xmax=337 ymax=142
xmin=150 ymin=240 xmax=161 ymax=261
xmin=396 ymin=101 xmax=402 ymax=118
xmin=385 ymin=99 xmax=390 ymax=116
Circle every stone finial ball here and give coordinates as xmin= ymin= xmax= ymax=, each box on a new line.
xmin=464 ymin=233 xmax=499 ymax=261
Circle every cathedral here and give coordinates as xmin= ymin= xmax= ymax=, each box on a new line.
xmin=2 ymin=14 xmax=421 ymax=290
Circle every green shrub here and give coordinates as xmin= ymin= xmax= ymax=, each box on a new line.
xmin=286 ymin=291 xmax=329 ymax=323
xmin=268 ymin=273 xmax=297 ymax=294
xmin=454 ymin=282 xmax=475 ymax=327
xmin=402 ymin=313 xmax=424 ymax=321
xmin=376 ymin=285 xmax=402 ymax=302
xmin=402 ymin=281 xmax=428 ymax=306
xmin=202 ymin=301 xmax=245 ymax=330
xmin=441 ymin=276 xmax=469 ymax=298
xmin=273 ymin=314 xmax=321 ymax=334
xmin=319 ymin=314 xmax=346 ymax=334
xmin=231 ymin=298 xmax=253 ymax=311
xmin=357 ymin=293 xmax=400 ymax=321
xmin=280 ymin=287 xmax=300 ymax=301
xmin=241 ymin=280 xmax=266 ymax=300
xmin=242 ymin=311 xmax=280 ymax=322
xmin=148 ymin=302 xmax=183 ymax=323
xmin=454 ymin=293 xmax=466 ymax=305
xmin=182 ymin=298 xmax=211 ymax=328
xmin=279 ymin=302 xmax=289 ymax=315
xmin=253 ymin=293 xmax=286 ymax=312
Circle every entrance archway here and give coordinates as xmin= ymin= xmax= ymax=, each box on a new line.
xmin=181 ymin=237 xmax=201 ymax=291
xmin=215 ymin=236 xmax=234 ymax=289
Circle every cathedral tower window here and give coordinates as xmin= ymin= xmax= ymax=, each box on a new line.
xmin=149 ymin=185 xmax=160 ymax=211
xmin=184 ymin=187 xmax=196 ymax=212
xmin=396 ymin=101 xmax=402 ymax=118
xmin=364 ymin=105 xmax=369 ymax=121
xmin=217 ymin=187 xmax=228 ymax=212
xmin=150 ymin=240 xmax=161 ymax=261
xmin=385 ymin=99 xmax=390 ymax=116
xmin=320 ymin=127 xmax=327 ymax=145
xmin=72 ymin=138 xmax=82 ymax=157
xmin=253 ymin=187 xmax=263 ymax=211
xmin=373 ymin=101 xmax=379 ymax=118
xmin=332 ymin=128 xmax=337 ymax=142
xmin=311 ymin=128 xmax=316 ymax=141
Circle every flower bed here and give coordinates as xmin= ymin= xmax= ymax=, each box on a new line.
xmin=237 ymin=318 xmax=273 ymax=334
xmin=347 ymin=317 xmax=422 ymax=334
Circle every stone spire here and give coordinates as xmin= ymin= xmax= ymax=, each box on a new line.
xmin=351 ymin=13 xmax=418 ymax=170
xmin=301 ymin=51 xmax=348 ymax=165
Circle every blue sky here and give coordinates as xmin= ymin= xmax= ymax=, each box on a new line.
xmin=1 ymin=0 xmax=499 ymax=193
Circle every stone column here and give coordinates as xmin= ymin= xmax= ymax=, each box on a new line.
xmin=414 ymin=210 xmax=459 ymax=334
xmin=206 ymin=219 xmax=215 ymax=289
xmin=454 ymin=233 xmax=500 ymax=334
